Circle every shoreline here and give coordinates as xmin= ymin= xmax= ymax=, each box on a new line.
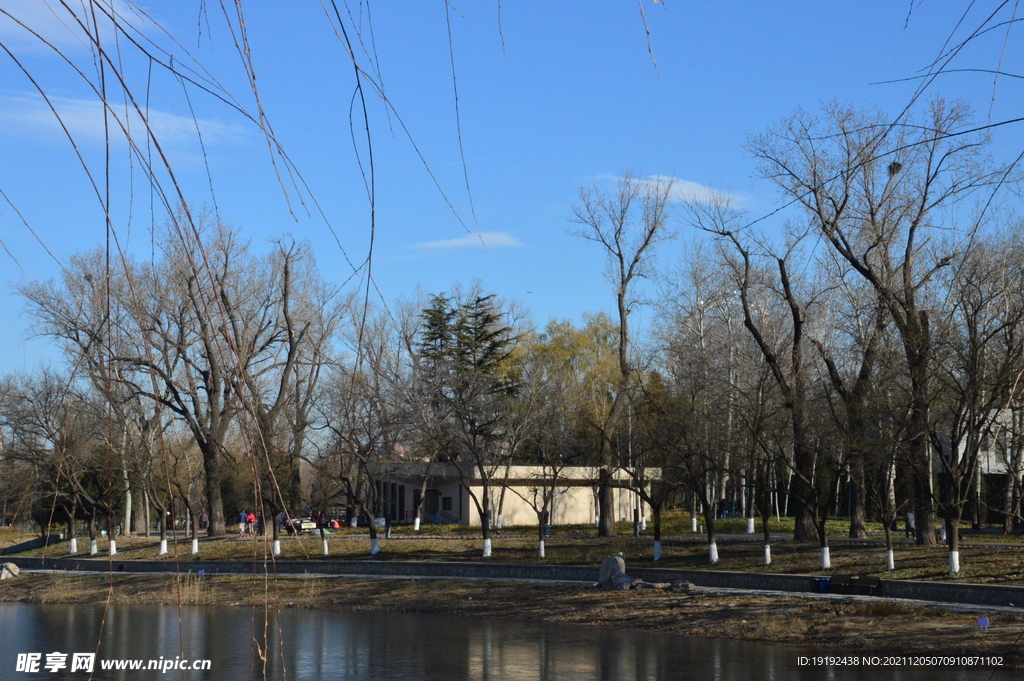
xmin=0 ymin=572 xmax=1019 ymax=668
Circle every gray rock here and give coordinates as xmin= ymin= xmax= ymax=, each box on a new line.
xmin=599 ymin=553 xmax=633 ymax=590
xmin=671 ymin=579 xmax=695 ymax=593
xmin=0 ymin=563 xmax=20 ymax=580
xmin=610 ymin=573 xmax=633 ymax=590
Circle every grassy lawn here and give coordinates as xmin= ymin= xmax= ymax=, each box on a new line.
xmin=13 ymin=521 xmax=1024 ymax=586
xmin=0 ymin=528 xmax=42 ymax=551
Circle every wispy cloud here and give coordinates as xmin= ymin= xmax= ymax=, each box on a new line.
xmin=0 ymin=94 xmax=246 ymax=147
xmin=0 ymin=0 xmax=153 ymax=52
xmin=412 ymin=231 xmax=524 ymax=250
xmin=595 ymin=174 xmax=744 ymax=206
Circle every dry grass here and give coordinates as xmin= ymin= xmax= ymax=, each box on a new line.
xmin=33 ymin=571 xmax=77 ymax=603
xmin=18 ymin=532 xmax=1024 ymax=586
xmin=0 ymin=528 xmax=39 ymax=552
xmin=177 ymin=573 xmax=205 ymax=605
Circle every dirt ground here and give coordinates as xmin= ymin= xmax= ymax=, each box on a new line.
xmin=0 ymin=572 xmax=1018 ymax=668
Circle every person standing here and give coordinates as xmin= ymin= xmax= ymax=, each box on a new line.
xmin=237 ymin=510 xmax=247 ymax=536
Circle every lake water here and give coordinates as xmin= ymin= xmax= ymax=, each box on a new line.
xmin=0 ymin=602 xmax=1013 ymax=680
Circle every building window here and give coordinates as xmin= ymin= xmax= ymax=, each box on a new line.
xmin=442 ymin=497 xmax=453 ymax=512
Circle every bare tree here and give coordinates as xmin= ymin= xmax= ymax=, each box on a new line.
xmin=748 ymin=100 xmax=1005 ymax=545
xmin=323 ymin=306 xmax=413 ymax=555
xmin=0 ymin=370 xmax=117 ymax=554
xmin=571 ymin=171 xmax=673 ymax=537
xmin=226 ymin=239 xmax=342 ymax=554
xmin=810 ymin=254 xmax=887 ymax=539
xmin=931 ymin=227 xmax=1024 ymax=572
xmin=681 ymin=195 xmax=828 ymax=547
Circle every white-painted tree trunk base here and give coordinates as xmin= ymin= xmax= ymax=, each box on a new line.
xmin=820 ymin=547 xmax=831 ymax=569
xmin=764 ymin=544 xmax=772 ymax=565
xmin=350 ymin=518 xmax=358 ymax=528
xmin=482 ymin=538 xmax=492 ymax=558
xmin=594 ymin=516 xmax=600 ymax=528
xmin=886 ymin=549 xmax=895 ymax=571
xmin=90 ymin=540 xmax=98 ymax=556
xmin=273 ymin=540 xmax=281 ymax=556
xmin=496 ymin=516 xmax=503 ymax=529
xmin=939 ymin=525 xmax=947 ymax=541
xmin=69 ymin=538 xmax=77 ymax=555
xmin=746 ymin=518 xmax=755 ymax=534
xmin=370 ymin=539 xmax=379 ymax=555
xmin=322 ymin=539 xmax=329 ymax=556
xmin=191 ymin=539 xmax=199 ymax=554
xmin=109 ymin=540 xmax=117 ymax=556
xmin=709 ymin=542 xmax=719 ymax=565
xmin=538 ymin=540 xmax=545 ymax=558
xmin=949 ymin=550 xmax=960 ymax=574
xmin=413 ymin=517 xmax=420 ymax=532
xmin=653 ymin=541 xmax=662 ymax=561
xmin=158 ymin=540 xmax=167 ymax=555
xmin=640 ymin=517 xmax=647 ymax=532
xmin=691 ymin=517 xmax=698 ymax=533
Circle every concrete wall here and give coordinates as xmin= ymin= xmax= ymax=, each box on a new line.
xmin=9 ymin=556 xmax=1021 ymax=610
xmin=878 ymin=579 xmax=1024 ymax=607
xmin=465 ymin=484 xmax=647 ymax=528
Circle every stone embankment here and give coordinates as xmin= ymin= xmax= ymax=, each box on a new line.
xmin=6 ymin=554 xmax=1022 ymax=609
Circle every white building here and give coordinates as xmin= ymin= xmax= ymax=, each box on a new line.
xmin=370 ymin=463 xmax=654 ymax=527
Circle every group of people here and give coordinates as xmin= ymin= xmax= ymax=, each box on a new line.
xmin=236 ymin=510 xmax=263 ymax=536
xmin=235 ymin=510 xmax=348 ymax=537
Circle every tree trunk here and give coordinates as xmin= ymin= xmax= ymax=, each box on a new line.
xmin=948 ymin=514 xmax=961 ymax=573
xmin=791 ymin=467 xmax=816 ymax=540
xmin=791 ymin=399 xmax=816 ymax=541
xmin=907 ymin=318 xmax=937 ymax=546
xmin=847 ymin=437 xmax=867 ymax=539
xmin=883 ymin=521 xmax=894 ymax=571
xmin=158 ymin=506 xmax=168 ymax=545
xmin=648 ymin=503 xmax=662 ymax=561
xmin=913 ymin=457 xmax=936 ymax=545
xmin=1001 ymin=471 xmax=1012 ymax=535
xmin=761 ymin=478 xmax=772 ymax=545
xmin=597 ymin=468 xmax=616 ymax=537
xmin=818 ymin=519 xmax=831 ymax=569
xmin=368 ymin=511 xmax=380 ymax=555
xmin=66 ymin=516 xmax=76 ymax=554
xmin=88 ymin=512 xmax=98 ymax=555
xmin=705 ymin=511 xmax=718 ymax=564
xmin=202 ymin=445 xmax=226 ymax=536
xmin=415 ymin=474 xmax=430 ymax=530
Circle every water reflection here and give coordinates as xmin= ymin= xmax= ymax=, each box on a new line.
xmin=0 ymin=602 xmax=1013 ymax=680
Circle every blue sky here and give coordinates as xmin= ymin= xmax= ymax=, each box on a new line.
xmin=1 ymin=1 xmax=1022 ymax=372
